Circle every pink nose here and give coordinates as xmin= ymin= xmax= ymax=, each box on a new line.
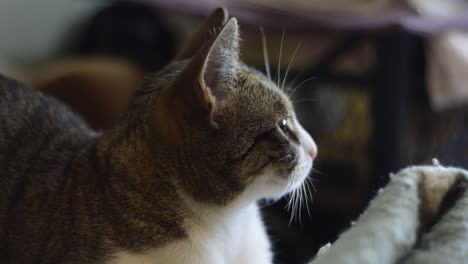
xmin=308 ymin=149 xmax=317 ymax=160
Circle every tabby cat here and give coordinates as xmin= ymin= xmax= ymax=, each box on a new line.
xmin=0 ymin=8 xmax=317 ymax=264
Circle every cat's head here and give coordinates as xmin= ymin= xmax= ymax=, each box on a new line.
xmin=134 ymin=8 xmax=317 ymax=205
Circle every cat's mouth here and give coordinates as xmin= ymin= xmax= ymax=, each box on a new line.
xmin=284 ymin=152 xmax=313 ymax=192
xmin=260 ymin=149 xmax=313 ymax=198
xmin=286 ymin=159 xmax=313 ymax=192
xmin=237 ymin=148 xmax=314 ymax=206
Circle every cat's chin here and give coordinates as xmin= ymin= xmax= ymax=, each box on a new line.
xmin=285 ymin=158 xmax=313 ymax=194
xmin=241 ymin=156 xmax=313 ymax=204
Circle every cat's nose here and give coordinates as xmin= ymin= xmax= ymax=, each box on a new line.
xmin=306 ymin=140 xmax=318 ymax=160
xmin=295 ymin=124 xmax=317 ymax=160
xmin=292 ymin=117 xmax=318 ymax=160
xmin=308 ymin=148 xmax=317 ymax=160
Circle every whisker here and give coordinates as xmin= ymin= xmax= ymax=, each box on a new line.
xmin=259 ymin=26 xmax=271 ymax=81
xmin=298 ymin=184 xmax=305 ymax=224
xmin=304 ymin=179 xmax=313 ymax=216
xmin=306 ymin=177 xmax=315 ymax=197
xmin=275 ymin=177 xmax=292 ymax=203
xmin=277 ymin=27 xmax=285 ymax=89
xmin=285 ymin=191 xmax=293 ymax=210
xmin=288 ymin=77 xmax=318 ymax=98
xmin=285 ymin=174 xmax=296 ymax=210
xmin=286 ymin=68 xmax=305 ymax=93
xmin=291 ymin=188 xmax=299 ymax=224
xmin=283 ymin=169 xmax=296 ymax=199
xmin=312 ymin=168 xmax=324 ymax=174
xmin=303 ymin=183 xmax=310 ymax=218
xmin=289 ymin=190 xmax=295 ymax=211
xmin=281 ymin=41 xmax=302 ymax=91
xmin=291 ymin=189 xmax=299 ymax=224
xmin=285 ymin=194 xmax=292 ymax=210
xmin=307 ymin=177 xmax=317 ymax=192
xmin=293 ymin=98 xmax=317 ymax=104
xmin=287 ymin=191 xmax=295 ymax=224
xmin=286 ymin=172 xmax=298 ymax=224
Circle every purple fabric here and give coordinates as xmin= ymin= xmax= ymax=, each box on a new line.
xmin=132 ymin=0 xmax=468 ymax=34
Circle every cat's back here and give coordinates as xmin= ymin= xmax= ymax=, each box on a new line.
xmin=0 ymin=74 xmax=96 ymax=208
xmin=0 ymin=74 xmax=92 ymax=136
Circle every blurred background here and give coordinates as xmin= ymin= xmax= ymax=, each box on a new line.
xmin=2 ymin=0 xmax=468 ymax=263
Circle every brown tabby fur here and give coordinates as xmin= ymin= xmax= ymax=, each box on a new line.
xmin=0 ymin=8 xmax=301 ymax=263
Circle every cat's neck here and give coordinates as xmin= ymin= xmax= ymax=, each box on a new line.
xmin=94 ymin=124 xmax=177 ymax=200
xmin=177 ymin=186 xmax=256 ymax=232
xmin=93 ymin=125 xmax=255 ymax=234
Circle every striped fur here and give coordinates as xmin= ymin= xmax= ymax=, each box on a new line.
xmin=0 ymin=8 xmax=317 ymax=264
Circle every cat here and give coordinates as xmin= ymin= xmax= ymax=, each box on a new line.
xmin=0 ymin=8 xmax=317 ymax=264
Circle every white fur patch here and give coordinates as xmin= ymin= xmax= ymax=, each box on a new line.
xmin=108 ymin=204 xmax=272 ymax=264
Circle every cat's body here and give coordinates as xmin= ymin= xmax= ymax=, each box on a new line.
xmin=0 ymin=76 xmax=105 ymax=262
xmin=0 ymin=75 xmax=271 ymax=264
xmin=0 ymin=8 xmax=316 ymax=264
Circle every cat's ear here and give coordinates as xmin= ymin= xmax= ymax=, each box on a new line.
xmin=193 ymin=17 xmax=240 ymax=107
xmin=158 ymin=18 xmax=239 ymax=141
xmin=173 ymin=17 xmax=240 ymax=110
xmin=176 ymin=8 xmax=228 ymax=60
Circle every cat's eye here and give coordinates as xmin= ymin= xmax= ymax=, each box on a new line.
xmin=279 ymin=119 xmax=289 ymax=133
xmin=278 ymin=118 xmax=299 ymax=142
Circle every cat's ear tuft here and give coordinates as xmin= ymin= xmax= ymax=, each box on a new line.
xmin=176 ymin=8 xmax=228 ymax=60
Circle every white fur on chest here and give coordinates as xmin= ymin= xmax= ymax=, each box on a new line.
xmin=109 ymin=204 xmax=272 ymax=264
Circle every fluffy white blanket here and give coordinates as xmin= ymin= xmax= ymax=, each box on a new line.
xmin=310 ymin=163 xmax=468 ymax=264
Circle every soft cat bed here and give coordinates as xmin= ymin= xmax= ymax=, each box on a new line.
xmin=310 ymin=161 xmax=468 ymax=264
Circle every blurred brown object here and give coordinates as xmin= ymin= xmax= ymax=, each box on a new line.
xmin=32 ymin=57 xmax=144 ymax=130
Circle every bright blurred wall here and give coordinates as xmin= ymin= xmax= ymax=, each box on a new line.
xmin=0 ymin=0 xmax=103 ymax=68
